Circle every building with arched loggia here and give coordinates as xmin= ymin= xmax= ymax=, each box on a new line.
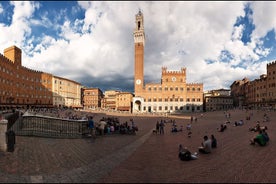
xmin=132 ymin=10 xmax=204 ymax=113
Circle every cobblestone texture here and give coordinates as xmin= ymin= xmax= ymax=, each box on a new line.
xmin=0 ymin=110 xmax=275 ymax=183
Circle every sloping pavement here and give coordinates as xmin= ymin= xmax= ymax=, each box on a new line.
xmin=0 ymin=115 xmax=158 ymax=183
xmin=99 ymin=110 xmax=276 ymax=183
xmin=0 ymin=110 xmax=275 ymax=183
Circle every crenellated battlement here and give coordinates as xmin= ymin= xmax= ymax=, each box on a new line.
xmin=181 ymin=67 xmax=186 ymax=73
xmin=267 ymin=60 xmax=276 ymax=67
xmin=162 ymin=66 xmax=167 ymax=72
xmin=187 ymin=83 xmax=203 ymax=86
xmin=161 ymin=66 xmax=186 ymax=74
xmin=0 ymin=50 xmax=50 ymax=75
xmin=267 ymin=60 xmax=276 ymax=77
xmin=21 ymin=65 xmax=45 ymax=74
xmin=0 ymin=45 xmax=81 ymax=109
xmin=0 ymin=53 xmax=14 ymax=65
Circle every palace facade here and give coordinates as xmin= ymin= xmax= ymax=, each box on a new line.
xmin=204 ymin=89 xmax=233 ymax=111
xmin=52 ymin=75 xmax=82 ymax=108
xmin=230 ymin=61 xmax=276 ymax=109
xmin=0 ymin=45 xmax=81 ymax=109
xmin=132 ymin=10 xmax=203 ymax=113
xmin=82 ymin=87 xmax=103 ymax=110
xmin=101 ymin=90 xmax=133 ymax=112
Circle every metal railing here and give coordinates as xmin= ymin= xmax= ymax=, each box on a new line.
xmin=10 ymin=114 xmax=89 ymax=139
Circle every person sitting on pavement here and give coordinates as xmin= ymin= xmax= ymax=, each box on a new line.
xmin=225 ymin=120 xmax=231 ymax=124
xmin=217 ymin=123 xmax=227 ymax=132
xmin=198 ymin=135 xmax=212 ymax=154
xmin=131 ymin=120 xmax=138 ymax=132
xmin=188 ymin=131 xmax=192 ymax=138
xmin=262 ymin=129 xmax=269 ymax=143
xmin=249 ymin=122 xmax=267 ymax=132
xmin=171 ymin=124 xmax=178 ymax=132
xmin=234 ymin=120 xmax=244 ymax=126
xmin=186 ymin=123 xmax=192 ymax=130
xmin=249 ymin=122 xmax=261 ymax=132
xmin=119 ymin=123 xmax=127 ymax=134
xmin=110 ymin=124 xmax=115 ymax=133
xmin=250 ymin=130 xmax=267 ymax=146
xmin=171 ymin=124 xmax=183 ymax=133
xmin=178 ymin=144 xmax=198 ymax=161
xmin=211 ymin=134 xmax=217 ymax=148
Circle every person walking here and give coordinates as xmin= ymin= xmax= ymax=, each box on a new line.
xmin=156 ymin=121 xmax=160 ymax=134
xmin=159 ymin=120 xmax=165 ymax=134
xmin=88 ymin=116 xmax=96 ymax=138
xmin=99 ymin=119 xmax=107 ymax=135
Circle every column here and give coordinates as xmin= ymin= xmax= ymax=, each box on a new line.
xmin=0 ymin=119 xmax=8 ymax=152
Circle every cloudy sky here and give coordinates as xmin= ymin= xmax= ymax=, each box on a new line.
xmin=0 ymin=1 xmax=275 ymax=93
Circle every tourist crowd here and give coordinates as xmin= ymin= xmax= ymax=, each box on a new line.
xmin=18 ymin=107 xmax=273 ymax=162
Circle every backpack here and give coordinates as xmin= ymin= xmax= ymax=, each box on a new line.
xmin=179 ymin=151 xmax=192 ymax=161
xmin=262 ymin=133 xmax=269 ymax=142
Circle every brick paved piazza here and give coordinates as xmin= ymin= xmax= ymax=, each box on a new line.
xmin=0 ymin=109 xmax=275 ymax=183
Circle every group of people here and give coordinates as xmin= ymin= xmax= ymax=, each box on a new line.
xmin=154 ymin=118 xmax=198 ymax=135
xmin=222 ymin=112 xmax=270 ymax=148
xmin=155 ymin=120 xmax=165 ymax=134
xmin=26 ymin=107 xmax=89 ymax=120
xmin=249 ymin=121 xmax=267 ymax=132
xmin=179 ymin=134 xmax=217 ymax=161
xmin=179 ymin=110 xmax=272 ymax=162
xmin=226 ymin=113 xmax=271 ymax=148
xmin=166 ymin=121 xmax=192 ymax=138
xmin=88 ymin=116 xmax=139 ymax=138
xmin=249 ymin=121 xmax=269 ymax=146
xmin=250 ymin=129 xmax=269 ymax=146
xmin=171 ymin=121 xmax=183 ymax=133
xmin=198 ymin=134 xmax=217 ymax=154
xmin=224 ymin=111 xmax=231 ymax=119
xmin=234 ymin=120 xmax=244 ymax=126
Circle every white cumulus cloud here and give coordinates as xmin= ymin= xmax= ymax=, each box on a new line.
xmin=0 ymin=1 xmax=274 ymax=92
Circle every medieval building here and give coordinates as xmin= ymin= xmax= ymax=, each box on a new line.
xmin=0 ymin=45 xmax=81 ymax=109
xmin=132 ymin=10 xmax=203 ymax=113
xmin=230 ymin=61 xmax=276 ymax=109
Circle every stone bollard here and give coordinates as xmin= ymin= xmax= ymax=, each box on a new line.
xmin=0 ymin=119 xmax=8 ymax=152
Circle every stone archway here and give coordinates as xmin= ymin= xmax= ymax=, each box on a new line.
xmin=134 ymin=100 xmax=142 ymax=112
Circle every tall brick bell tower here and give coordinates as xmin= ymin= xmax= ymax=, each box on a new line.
xmin=134 ymin=9 xmax=145 ymax=96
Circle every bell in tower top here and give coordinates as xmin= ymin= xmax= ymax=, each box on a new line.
xmin=135 ymin=9 xmax=144 ymax=31
xmin=138 ymin=8 xmax=142 ymax=16
xmin=134 ymin=8 xmax=145 ymax=45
